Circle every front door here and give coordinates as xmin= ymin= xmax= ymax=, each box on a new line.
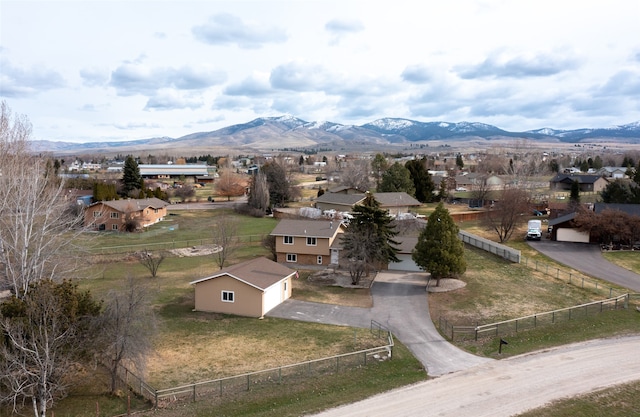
xmin=331 ymin=249 xmax=339 ymax=264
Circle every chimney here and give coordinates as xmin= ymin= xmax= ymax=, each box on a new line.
xmin=330 ymin=221 xmax=333 ymax=229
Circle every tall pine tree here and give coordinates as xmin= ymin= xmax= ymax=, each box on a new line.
xmin=412 ymin=202 xmax=466 ymax=287
xmin=122 ymin=155 xmax=142 ymax=196
xmin=341 ymin=193 xmax=400 ymax=284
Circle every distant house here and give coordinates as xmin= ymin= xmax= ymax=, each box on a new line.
xmin=315 ymin=193 xmax=366 ymax=213
xmin=327 ymin=186 xmax=363 ymax=195
xmin=190 ymin=257 xmax=294 ymax=318
xmin=83 ymin=197 xmax=168 ymax=231
xmin=270 ymin=219 xmax=346 ymax=267
xmin=549 ymin=174 xmax=608 ymax=193
xmin=597 ymin=167 xmax=628 ymax=179
xmin=373 ymin=192 xmax=421 ymax=216
xmin=137 ymin=164 xmax=209 ymax=180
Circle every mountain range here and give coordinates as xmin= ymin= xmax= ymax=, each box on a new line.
xmin=32 ymin=116 xmax=640 ymax=154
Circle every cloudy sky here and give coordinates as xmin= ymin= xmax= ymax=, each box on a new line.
xmin=1 ymin=0 xmax=639 ymax=143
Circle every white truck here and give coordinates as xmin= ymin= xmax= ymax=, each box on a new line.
xmin=526 ymin=219 xmax=542 ymax=240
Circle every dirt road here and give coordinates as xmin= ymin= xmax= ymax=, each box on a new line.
xmin=311 ymin=335 xmax=640 ymax=417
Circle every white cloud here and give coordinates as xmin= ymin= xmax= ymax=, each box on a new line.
xmin=0 ymin=0 xmax=638 ymax=142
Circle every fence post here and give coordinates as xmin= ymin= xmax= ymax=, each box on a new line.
xmin=154 ymin=391 xmax=158 ymax=409
xmin=193 ymin=384 xmax=196 ymax=402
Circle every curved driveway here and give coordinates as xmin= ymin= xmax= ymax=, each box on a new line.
xmin=267 ymin=271 xmax=492 ymax=376
xmin=528 ymin=240 xmax=640 ymax=291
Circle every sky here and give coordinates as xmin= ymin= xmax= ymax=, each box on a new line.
xmin=1 ymin=0 xmax=639 ymax=143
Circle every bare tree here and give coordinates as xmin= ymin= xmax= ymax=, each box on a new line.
xmin=137 ymin=250 xmax=166 ymax=278
xmin=339 ymin=159 xmax=371 ymax=192
xmin=96 ymin=276 xmax=156 ymax=394
xmin=216 ymin=168 xmax=246 ymax=201
xmin=0 ymin=102 xmax=85 ymax=297
xmin=212 ymin=212 xmax=239 ymax=269
xmin=470 ymin=175 xmax=491 ymax=206
xmin=247 ymin=171 xmax=270 ymax=212
xmin=482 ymin=187 xmax=531 ymax=242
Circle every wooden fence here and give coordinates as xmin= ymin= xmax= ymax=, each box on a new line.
xmin=117 ymin=320 xmax=394 ymax=408
xmin=439 ymin=293 xmax=635 ymax=341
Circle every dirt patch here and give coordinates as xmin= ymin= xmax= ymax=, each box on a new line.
xmin=308 ymin=268 xmax=374 ymax=289
xmin=427 ymin=278 xmax=467 ymax=293
xmin=169 ymin=245 xmax=221 ymax=257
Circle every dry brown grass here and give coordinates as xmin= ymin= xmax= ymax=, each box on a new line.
xmin=292 ymin=270 xmax=373 ymax=308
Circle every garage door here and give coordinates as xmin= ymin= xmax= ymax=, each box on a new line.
xmin=388 ymin=254 xmax=423 ymax=272
xmin=557 ymin=228 xmax=590 ymax=243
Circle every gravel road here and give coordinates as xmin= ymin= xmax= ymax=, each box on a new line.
xmin=311 ymin=335 xmax=640 ymax=417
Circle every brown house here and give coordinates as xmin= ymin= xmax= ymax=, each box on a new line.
xmin=189 ymin=257 xmax=295 ymax=318
xmin=270 ymin=219 xmax=346 ymax=267
xmin=83 ymin=197 xmax=169 ymax=231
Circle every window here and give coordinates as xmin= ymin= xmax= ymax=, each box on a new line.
xmin=110 ymin=212 xmax=119 ymax=219
xmin=283 ymin=236 xmax=294 ymax=245
xmin=306 ymin=237 xmax=317 ymax=246
xmin=112 ymin=224 xmax=118 ymax=230
xmin=286 ymin=253 xmax=297 ymax=263
xmin=284 ymin=281 xmax=287 ymax=292
xmin=93 ymin=211 xmax=102 ymax=218
xmin=222 ymin=291 xmax=234 ymax=302
xmin=317 ymin=256 xmax=323 ymax=265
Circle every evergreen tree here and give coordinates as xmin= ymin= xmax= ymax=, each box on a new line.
xmin=455 ymin=154 xmax=464 ymax=170
xmin=437 ymin=178 xmax=448 ymax=201
xmin=341 ymin=193 xmax=400 ymax=284
xmin=405 ymin=159 xmax=435 ymax=203
xmin=569 ymin=180 xmax=581 ymax=204
xmin=412 ymin=202 xmax=466 ymax=287
xmin=122 ymin=155 xmax=142 ymax=195
xmin=378 ymin=162 xmax=416 ymax=196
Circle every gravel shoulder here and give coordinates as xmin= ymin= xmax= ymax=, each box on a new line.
xmin=311 ymin=335 xmax=640 ymax=417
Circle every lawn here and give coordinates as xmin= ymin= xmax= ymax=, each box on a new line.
xmin=46 ymin=208 xmax=640 ymax=416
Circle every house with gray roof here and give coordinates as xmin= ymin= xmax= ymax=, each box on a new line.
xmin=83 ymin=197 xmax=169 ymax=231
xmin=270 ymin=219 xmax=346 ymax=267
xmin=315 ymin=192 xmax=366 ymax=213
xmin=373 ymin=192 xmax=421 ymax=216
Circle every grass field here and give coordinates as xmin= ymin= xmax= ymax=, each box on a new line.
xmin=45 ymin=207 xmax=640 ymax=416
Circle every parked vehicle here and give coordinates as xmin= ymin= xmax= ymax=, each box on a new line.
xmin=526 ymin=219 xmax=542 ymax=240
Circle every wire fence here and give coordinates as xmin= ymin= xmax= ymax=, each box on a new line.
xmin=439 ymin=293 xmax=636 ymax=342
xmin=520 ymin=255 xmax=622 ymax=297
xmin=117 ymin=320 xmax=394 ymax=408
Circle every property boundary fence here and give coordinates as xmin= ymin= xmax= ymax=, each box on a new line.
xmin=459 ymin=230 xmax=521 ymax=263
xmin=520 ymin=256 xmax=622 ymax=297
xmin=439 ymin=293 xmax=633 ymax=341
xmin=117 ymin=321 xmax=394 ymax=408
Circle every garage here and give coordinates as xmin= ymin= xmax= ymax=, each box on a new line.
xmin=387 ymin=237 xmax=423 ymax=272
xmin=556 ymin=228 xmax=590 ymax=243
xmin=388 ymin=253 xmax=423 ymax=272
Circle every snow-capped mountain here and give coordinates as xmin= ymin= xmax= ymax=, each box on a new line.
xmin=31 ymin=116 xmax=640 ymax=154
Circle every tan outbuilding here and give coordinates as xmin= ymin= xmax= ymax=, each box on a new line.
xmin=189 ymin=257 xmax=295 ymax=318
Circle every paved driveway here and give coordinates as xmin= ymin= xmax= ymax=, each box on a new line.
xmin=267 ymin=271 xmax=492 ymax=376
xmin=528 ymin=240 xmax=640 ymax=292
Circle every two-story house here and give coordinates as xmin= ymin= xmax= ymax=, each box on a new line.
xmin=270 ymin=219 xmax=346 ymax=267
xmin=84 ymin=197 xmax=169 ymax=231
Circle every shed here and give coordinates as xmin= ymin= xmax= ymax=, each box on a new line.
xmin=190 ymin=257 xmax=295 ymax=318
